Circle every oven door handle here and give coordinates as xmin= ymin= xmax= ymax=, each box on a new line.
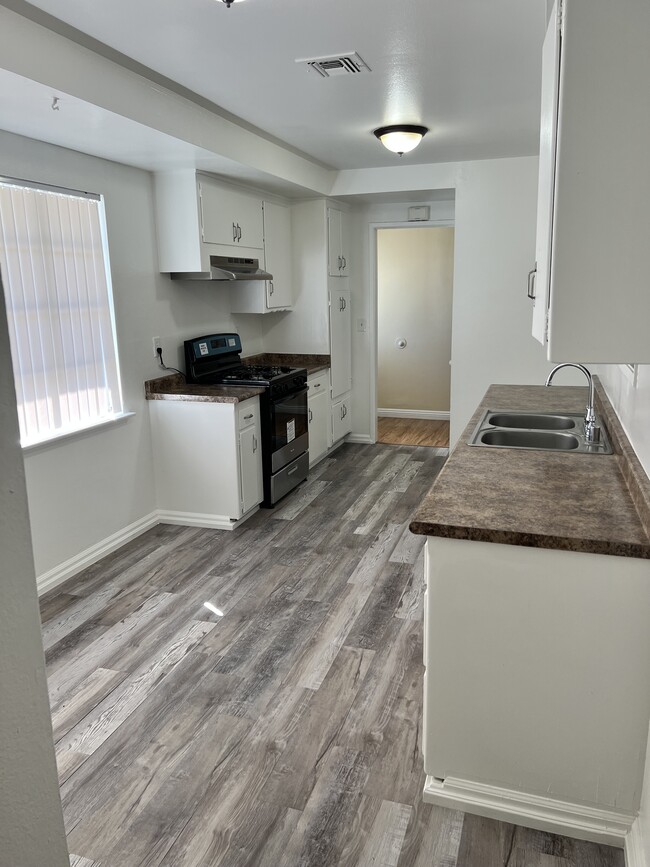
xmin=272 ymin=386 xmax=309 ymax=401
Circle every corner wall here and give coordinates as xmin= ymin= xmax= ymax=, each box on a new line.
xmin=0 ymin=271 xmax=69 ymax=864
xmin=449 ymin=157 xmax=556 ymax=443
xmin=0 ymin=129 xmax=263 ymax=583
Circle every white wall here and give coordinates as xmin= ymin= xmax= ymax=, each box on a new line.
xmin=377 ymin=227 xmax=454 ymax=413
xmin=449 ymin=157 xmax=556 ymax=443
xmin=0 ymin=129 xmax=263 ymax=582
xmin=346 ymin=158 xmax=558 ymax=443
xmin=0 ymin=271 xmax=69 ymax=865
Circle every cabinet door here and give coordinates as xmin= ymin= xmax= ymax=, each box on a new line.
xmin=199 ymin=177 xmax=263 ymax=249
xmin=263 ymin=201 xmax=293 ymax=309
xmin=331 ymin=394 xmax=352 ymax=444
xmin=339 ymin=210 xmax=350 ymax=275
xmin=329 ymin=286 xmax=352 ymax=399
xmin=531 ymin=1 xmax=561 ymax=346
xmin=308 ymin=390 xmax=329 ymax=466
xmin=238 ymin=423 xmax=263 ymax=515
xmin=327 ymin=207 xmax=343 ymax=276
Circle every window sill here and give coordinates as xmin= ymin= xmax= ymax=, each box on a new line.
xmin=21 ymin=411 xmax=136 ymax=453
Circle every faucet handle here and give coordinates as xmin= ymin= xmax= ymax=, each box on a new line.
xmin=585 ymin=421 xmax=601 ymax=444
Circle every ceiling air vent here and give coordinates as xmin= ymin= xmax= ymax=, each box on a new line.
xmin=297 ymin=52 xmax=371 ymax=78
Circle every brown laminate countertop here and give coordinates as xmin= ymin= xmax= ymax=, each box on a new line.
xmin=410 ymin=382 xmax=650 ymax=559
xmin=244 ymin=353 xmax=330 ymax=376
xmin=145 ymin=374 xmax=264 ymax=404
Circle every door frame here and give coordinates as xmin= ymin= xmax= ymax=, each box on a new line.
xmin=369 ymin=219 xmax=455 ymax=443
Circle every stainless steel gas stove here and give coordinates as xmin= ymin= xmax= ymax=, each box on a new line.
xmin=184 ymin=333 xmax=309 ymax=506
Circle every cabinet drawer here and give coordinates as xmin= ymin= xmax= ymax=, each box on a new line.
xmin=308 ymin=371 xmax=328 ymax=397
xmin=237 ymin=399 xmax=259 ymax=430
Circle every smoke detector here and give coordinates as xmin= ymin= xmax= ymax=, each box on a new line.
xmin=297 ymin=52 xmax=371 ymax=78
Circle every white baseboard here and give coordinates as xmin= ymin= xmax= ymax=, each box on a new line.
xmin=37 ymin=511 xmax=159 ymax=596
xmin=423 ymin=775 xmax=633 ymax=849
xmin=378 ymin=408 xmax=450 ymax=421
xmin=156 ymin=507 xmax=257 ymax=531
xmin=346 ymin=433 xmax=373 ymax=444
xmin=626 ymin=820 xmax=648 ymax=867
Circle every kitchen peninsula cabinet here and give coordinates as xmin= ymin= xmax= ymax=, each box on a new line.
xmin=411 ymin=383 xmax=650 ymax=846
xmin=530 ymin=0 xmax=650 ymax=362
xmin=149 ymin=394 xmax=263 ymax=529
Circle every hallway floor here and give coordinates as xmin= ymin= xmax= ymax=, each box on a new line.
xmin=377 ymin=416 xmax=449 ymax=448
xmin=41 ymin=443 xmax=623 ymax=867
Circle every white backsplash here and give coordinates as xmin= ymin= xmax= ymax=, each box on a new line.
xmin=595 ymin=364 xmax=650 ymax=479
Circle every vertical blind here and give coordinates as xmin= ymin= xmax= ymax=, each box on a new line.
xmin=0 ymin=179 xmax=123 ymax=446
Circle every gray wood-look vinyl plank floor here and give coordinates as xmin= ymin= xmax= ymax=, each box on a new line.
xmin=40 ymin=442 xmax=624 ymax=867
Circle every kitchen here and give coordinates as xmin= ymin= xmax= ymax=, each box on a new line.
xmin=1 ymin=0 xmax=649 ymax=865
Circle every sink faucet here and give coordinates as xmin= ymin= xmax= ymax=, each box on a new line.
xmin=545 ymin=363 xmax=601 ymax=443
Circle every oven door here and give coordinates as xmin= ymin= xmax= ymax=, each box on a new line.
xmin=270 ymin=386 xmax=309 ymax=473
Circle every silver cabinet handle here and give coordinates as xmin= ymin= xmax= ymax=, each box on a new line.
xmin=527 ymin=265 xmax=537 ymax=300
xmin=337 ymin=255 xmax=342 ymax=270
xmin=237 ymin=223 xmax=242 ymax=242
xmin=287 ymin=466 xmax=298 ymax=476
xmin=308 ymin=408 xmax=313 ymax=423
xmin=233 ymin=222 xmax=237 ymax=243
xmin=340 ymin=406 xmax=344 ymax=420
xmin=342 ymin=298 xmax=347 ymax=310
xmin=252 ymin=435 xmax=258 ymax=453
xmin=342 ymin=256 xmax=347 ymax=270
xmin=313 ymin=383 xmax=321 ymax=388
xmin=244 ymin=413 xmax=254 ymax=420
xmin=269 ymin=281 xmax=274 ymax=296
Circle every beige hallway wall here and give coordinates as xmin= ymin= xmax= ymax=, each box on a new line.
xmin=377 ymin=226 xmax=454 ymax=413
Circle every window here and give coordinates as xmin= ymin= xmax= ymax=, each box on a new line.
xmin=0 ymin=178 xmax=124 ymax=447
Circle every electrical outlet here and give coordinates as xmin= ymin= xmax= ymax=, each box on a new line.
xmin=356 ymin=318 xmax=368 ymax=333
xmin=152 ymin=336 xmax=162 ymax=358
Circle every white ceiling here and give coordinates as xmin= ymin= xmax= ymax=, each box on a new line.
xmin=16 ymin=0 xmax=547 ymax=171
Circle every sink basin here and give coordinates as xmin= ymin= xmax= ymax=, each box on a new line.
xmin=468 ymin=408 xmax=613 ymax=454
xmin=479 ymin=430 xmax=580 ymax=450
xmin=486 ymin=412 xmax=576 ymax=431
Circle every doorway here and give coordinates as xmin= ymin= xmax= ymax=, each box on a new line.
xmin=375 ymin=226 xmax=454 ymax=448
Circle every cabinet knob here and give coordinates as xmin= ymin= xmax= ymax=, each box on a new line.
xmin=244 ymin=413 xmax=254 ymax=420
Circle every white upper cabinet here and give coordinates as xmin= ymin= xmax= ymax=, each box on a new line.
xmin=531 ymin=0 xmax=650 ymax=362
xmin=327 ymin=207 xmax=350 ymax=277
xmin=230 ymin=200 xmax=293 ymax=314
xmin=199 ymin=175 xmax=263 ymax=254
xmin=262 ymin=201 xmax=292 ymax=310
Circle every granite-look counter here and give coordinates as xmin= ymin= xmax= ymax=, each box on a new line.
xmin=410 ymin=381 xmax=650 ymax=559
xmin=243 ymin=353 xmax=330 ymax=376
xmin=145 ymin=374 xmax=264 ymax=404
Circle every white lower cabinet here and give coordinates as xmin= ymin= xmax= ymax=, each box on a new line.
xmin=308 ymin=370 xmax=329 ymax=466
xmin=331 ymin=392 xmax=352 ymax=444
xmin=422 ymin=536 xmax=650 ymax=828
xmin=149 ymin=397 xmax=262 ymax=529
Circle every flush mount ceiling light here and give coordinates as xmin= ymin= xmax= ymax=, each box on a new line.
xmin=221 ymin=0 xmax=244 ymax=6
xmin=373 ymin=124 xmax=429 ymax=156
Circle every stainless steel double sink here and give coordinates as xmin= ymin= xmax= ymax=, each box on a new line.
xmin=468 ymin=410 xmax=613 ymax=454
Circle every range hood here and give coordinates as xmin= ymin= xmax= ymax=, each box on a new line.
xmin=170 ymin=255 xmax=272 ymax=282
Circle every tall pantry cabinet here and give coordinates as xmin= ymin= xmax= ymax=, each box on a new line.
xmin=278 ymin=199 xmax=353 ymax=447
